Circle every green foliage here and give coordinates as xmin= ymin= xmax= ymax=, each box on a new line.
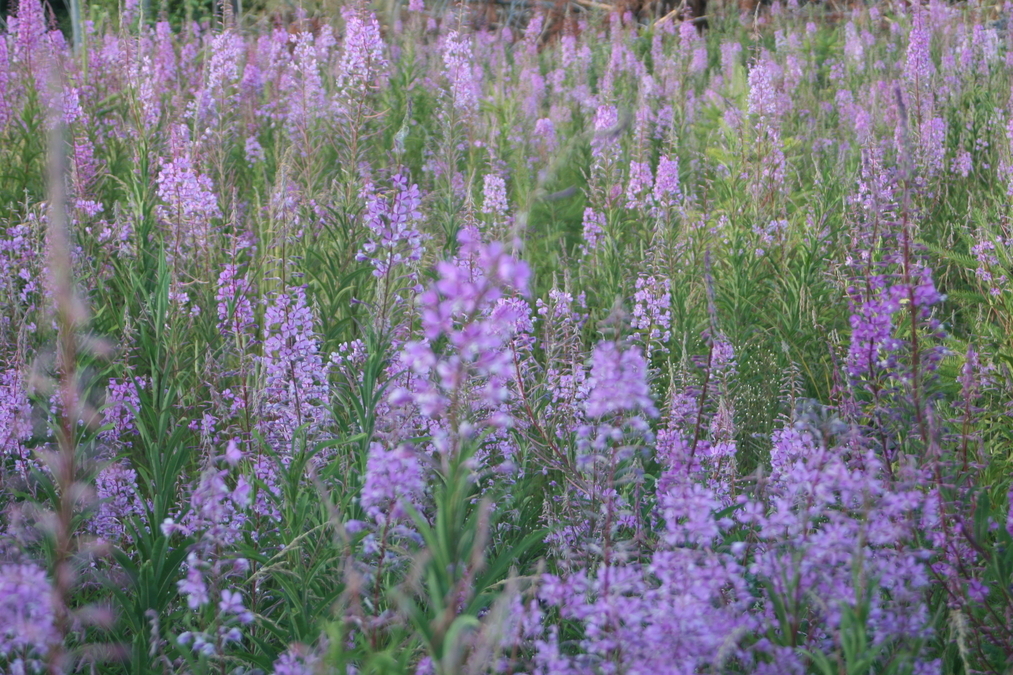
xmin=397 ymin=443 xmax=545 ymax=674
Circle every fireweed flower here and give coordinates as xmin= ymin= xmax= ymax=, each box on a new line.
xmin=654 ymin=332 xmax=739 ymax=493
xmin=357 ymin=174 xmax=425 ymax=279
xmin=11 ymin=0 xmax=49 ymax=91
xmin=442 ymin=31 xmax=481 ymax=119
xmin=534 ymin=117 xmax=557 ymax=152
xmin=0 ymin=369 xmax=33 ymax=474
xmin=390 ymin=229 xmax=530 ymax=452
xmin=709 ymin=332 xmax=737 ymax=375
xmin=153 ymin=20 xmax=176 ymax=85
xmin=70 ymin=134 xmax=101 ymax=203
xmin=196 ymin=29 xmax=244 ymax=124
xmin=516 ymin=17 xmax=547 ymax=119
xmin=543 ymin=412 xmax=750 ymax=674
xmin=216 ymin=263 xmax=256 ymax=339
xmin=747 ymin=54 xmax=789 ymax=124
xmin=184 ymin=467 xmax=247 ymax=545
xmin=218 ymin=589 xmax=254 ymax=624
xmin=0 ymin=563 xmax=58 ymax=663
xmin=578 ymin=341 xmax=658 ymax=456
xmin=590 ymin=104 xmax=619 ymax=159
xmin=360 ymin=442 xmax=424 ymax=523
xmin=155 ymin=126 xmax=222 ymax=260
xmin=631 ymin=275 xmax=672 ymax=358
xmin=481 ymin=173 xmax=509 ymax=219
xmin=224 ymin=438 xmax=244 ymax=467
xmin=329 ymin=339 xmax=368 ymax=386
xmin=580 ymin=208 xmax=606 ymax=257
xmin=334 ymin=5 xmax=387 ymax=103
xmin=100 ymin=376 xmax=143 ymax=449
xmin=720 ymin=40 xmax=742 ymax=79
xmin=844 ymin=21 xmax=864 ymax=68
xmin=534 ymin=288 xmax=591 ymax=441
xmin=260 ymin=286 xmax=331 ymax=450
xmin=1 ymin=219 xmax=41 ymax=324
xmin=178 ymin=556 xmax=210 ymax=610
xmin=284 ymin=31 xmax=328 ymax=140
xmin=753 ymin=218 xmax=788 ymax=256
xmin=847 ymin=267 xmax=943 ymax=382
xmin=655 ymin=389 xmax=701 ymax=484
xmin=905 ymin=10 xmax=934 ymax=89
xmin=1005 ymin=485 xmax=1013 ymax=539
xmin=971 ymin=232 xmax=1007 ymax=296
xmin=679 ymin=18 xmax=708 ymax=74
xmin=747 ymin=430 xmax=933 ymax=664
xmin=170 ymin=453 xmax=256 ymax=643
xmin=957 ymin=344 xmax=980 ymax=406
xmin=625 ymin=160 xmax=654 ymax=210
xmin=652 ymin=155 xmax=682 ymax=214
xmin=273 ymin=645 xmax=320 ymax=675
xmin=597 ymin=14 xmax=626 ymax=100
xmin=847 ymin=290 xmax=903 ymax=379
xmin=746 ymin=54 xmax=789 ymax=195
xmin=918 ymin=116 xmax=946 ymax=178
xmin=952 ymin=150 xmax=972 ymax=178
xmin=0 ymin=39 xmax=11 ymax=133
xmin=89 ymin=462 xmax=145 ymax=545
xmin=245 ymin=453 xmax=282 ymax=524
xmin=245 ymin=136 xmax=265 ymax=165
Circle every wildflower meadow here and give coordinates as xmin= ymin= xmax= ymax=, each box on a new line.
xmin=3 ymin=0 xmax=1013 ymax=672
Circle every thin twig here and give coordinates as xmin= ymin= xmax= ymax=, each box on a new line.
xmin=570 ymin=0 xmax=616 ymax=12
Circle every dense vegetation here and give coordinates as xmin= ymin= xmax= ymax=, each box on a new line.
xmin=3 ymin=0 xmax=1013 ymax=672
